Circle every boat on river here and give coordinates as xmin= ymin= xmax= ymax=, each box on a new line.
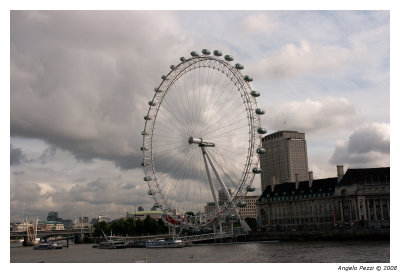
xmin=98 ymin=240 xmax=127 ymax=249
xmin=33 ymin=242 xmax=63 ymax=250
xmin=145 ymin=239 xmax=184 ymax=248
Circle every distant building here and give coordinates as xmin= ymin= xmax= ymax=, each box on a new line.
xmin=237 ymin=195 xmax=259 ymax=219
xmin=260 ymin=131 xmax=309 ymax=191
xmin=46 ymin=221 xmax=64 ymax=230
xmin=257 ymin=166 xmax=390 ymax=232
xmin=47 ymin=211 xmax=62 ymax=222
xmin=126 ymin=211 xmax=163 ymax=220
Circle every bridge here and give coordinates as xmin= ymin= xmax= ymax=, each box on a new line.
xmin=10 ymin=228 xmax=92 ymax=240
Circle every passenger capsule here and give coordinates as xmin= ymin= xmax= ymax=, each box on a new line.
xmin=244 ymin=75 xmax=253 ymax=82
xmin=235 ymin=63 xmax=244 ymax=70
xmin=144 ymin=176 xmax=152 ymax=181
xmin=257 ymin=127 xmax=267 ymax=134
xmin=213 ymin=50 xmax=223 ymax=56
xmin=246 ymin=185 xmax=256 ymax=192
xmin=148 ymin=190 xmax=154 ymax=195
xmin=224 ymin=55 xmax=234 ymax=61
xmin=141 ymin=161 xmax=144 ymax=166
xmin=256 ymin=147 xmax=266 ymax=154
xmin=180 ymin=56 xmax=186 ymax=62
xmin=153 ymin=203 xmax=160 ymax=208
xmin=144 ymin=115 xmax=152 ymax=120
xmin=170 ymin=65 xmax=175 ymax=69
xmin=251 ymin=90 xmax=260 ymax=97
xmin=148 ymin=101 xmax=156 ymax=106
xmin=237 ymin=201 xmax=247 ymax=208
xmin=255 ymin=108 xmax=265 ymax=115
xmin=202 ymin=49 xmax=211 ymax=55
xmin=227 ymin=214 xmax=236 ymax=220
xmin=141 ymin=131 xmax=149 ymax=135
xmin=154 ymin=87 xmax=160 ymax=92
xmin=252 ymin=167 xmax=262 ymax=174
xmin=140 ymin=146 xmax=148 ymax=151
xmin=191 ymin=51 xmax=199 ymax=57
xmin=161 ymin=75 xmax=167 ymax=80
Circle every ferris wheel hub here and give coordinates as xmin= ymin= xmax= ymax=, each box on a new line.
xmin=188 ymin=137 xmax=215 ymax=147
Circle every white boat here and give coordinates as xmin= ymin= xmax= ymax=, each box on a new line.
xmin=98 ymin=240 xmax=127 ymax=249
xmin=33 ymin=242 xmax=63 ymax=250
xmin=145 ymin=239 xmax=184 ymax=248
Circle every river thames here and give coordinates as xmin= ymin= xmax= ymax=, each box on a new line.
xmin=10 ymin=240 xmax=389 ymax=263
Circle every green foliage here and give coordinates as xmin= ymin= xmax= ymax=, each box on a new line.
xmin=93 ymin=216 xmax=168 ymax=237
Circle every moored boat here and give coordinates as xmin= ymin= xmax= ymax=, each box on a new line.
xmin=145 ymin=239 xmax=184 ymax=248
xmin=33 ymin=242 xmax=63 ymax=250
xmin=98 ymin=240 xmax=127 ymax=249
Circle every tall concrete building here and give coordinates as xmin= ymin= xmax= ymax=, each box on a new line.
xmin=260 ymin=130 xmax=309 ymax=191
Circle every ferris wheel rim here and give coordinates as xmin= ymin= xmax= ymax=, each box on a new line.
xmin=142 ymin=51 xmax=263 ymax=227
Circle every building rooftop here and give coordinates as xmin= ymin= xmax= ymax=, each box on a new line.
xmin=338 ymin=167 xmax=390 ymax=186
xmin=258 ymin=167 xmax=390 ymax=202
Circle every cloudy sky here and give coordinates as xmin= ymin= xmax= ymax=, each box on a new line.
xmin=10 ymin=10 xmax=390 ymax=221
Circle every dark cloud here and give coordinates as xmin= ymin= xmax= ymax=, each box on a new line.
xmin=10 ymin=11 xmax=190 ymax=170
xmin=39 ymin=146 xmax=57 ymax=164
xmin=330 ymin=123 xmax=389 ymax=166
xmin=10 ymin=145 xmax=26 ymax=165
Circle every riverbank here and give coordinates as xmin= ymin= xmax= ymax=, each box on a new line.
xmin=247 ymin=229 xmax=389 ymax=242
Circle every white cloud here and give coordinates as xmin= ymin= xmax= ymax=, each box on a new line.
xmin=266 ymin=97 xmax=362 ymax=133
xmin=238 ymin=13 xmax=278 ymax=34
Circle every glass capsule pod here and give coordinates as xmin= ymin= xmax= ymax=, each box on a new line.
xmin=144 ymin=176 xmax=152 ymax=181
xmin=148 ymin=101 xmax=156 ymax=106
xmin=256 ymin=147 xmax=266 ymax=154
xmin=144 ymin=115 xmax=152 ymax=120
xmin=224 ymin=55 xmax=234 ymax=61
xmin=141 ymin=131 xmax=149 ymax=135
xmin=161 ymin=75 xmax=167 ymax=80
xmin=251 ymin=90 xmax=260 ymax=97
xmin=191 ymin=51 xmax=199 ymax=57
xmin=141 ymin=162 xmax=144 ymax=166
xmin=237 ymin=201 xmax=247 ymax=208
xmin=140 ymin=146 xmax=148 ymax=151
xmin=244 ymin=75 xmax=253 ymax=82
xmin=154 ymin=87 xmax=161 ymax=92
xmin=170 ymin=65 xmax=175 ymax=69
xmin=257 ymin=127 xmax=267 ymax=134
xmin=213 ymin=50 xmax=223 ymax=56
xmin=202 ymin=49 xmax=211 ymax=55
xmin=226 ymin=214 xmax=236 ymax=220
xmin=235 ymin=63 xmax=244 ymax=70
xmin=246 ymin=185 xmax=256 ymax=192
xmin=252 ymin=167 xmax=262 ymax=174
xmin=180 ymin=56 xmax=186 ymax=62
xmin=153 ymin=203 xmax=160 ymax=208
xmin=255 ymin=108 xmax=265 ymax=115
xmin=148 ymin=190 xmax=154 ymax=195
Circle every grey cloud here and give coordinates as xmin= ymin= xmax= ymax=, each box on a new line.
xmin=330 ymin=123 xmax=389 ymax=166
xmin=11 ymin=11 xmax=191 ymax=170
xmin=10 ymin=145 xmax=26 ymax=165
xmin=39 ymin=146 xmax=57 ymax=164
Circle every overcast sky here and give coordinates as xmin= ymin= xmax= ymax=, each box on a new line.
xmin=9 ymin=10 xmax=390 ymax=221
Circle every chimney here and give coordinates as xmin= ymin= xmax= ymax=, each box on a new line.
xmin=337 ymin=165 xmax=344 ymax=182
xmin=308 ymin=171 xmax=313 ymax=188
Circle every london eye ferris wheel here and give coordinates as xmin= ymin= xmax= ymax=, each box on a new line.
xmin=141 ymin=49 xmax=266 ymax=229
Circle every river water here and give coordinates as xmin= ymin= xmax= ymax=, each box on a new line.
xmin=10 ymin=240 xmax=389 ymax=263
